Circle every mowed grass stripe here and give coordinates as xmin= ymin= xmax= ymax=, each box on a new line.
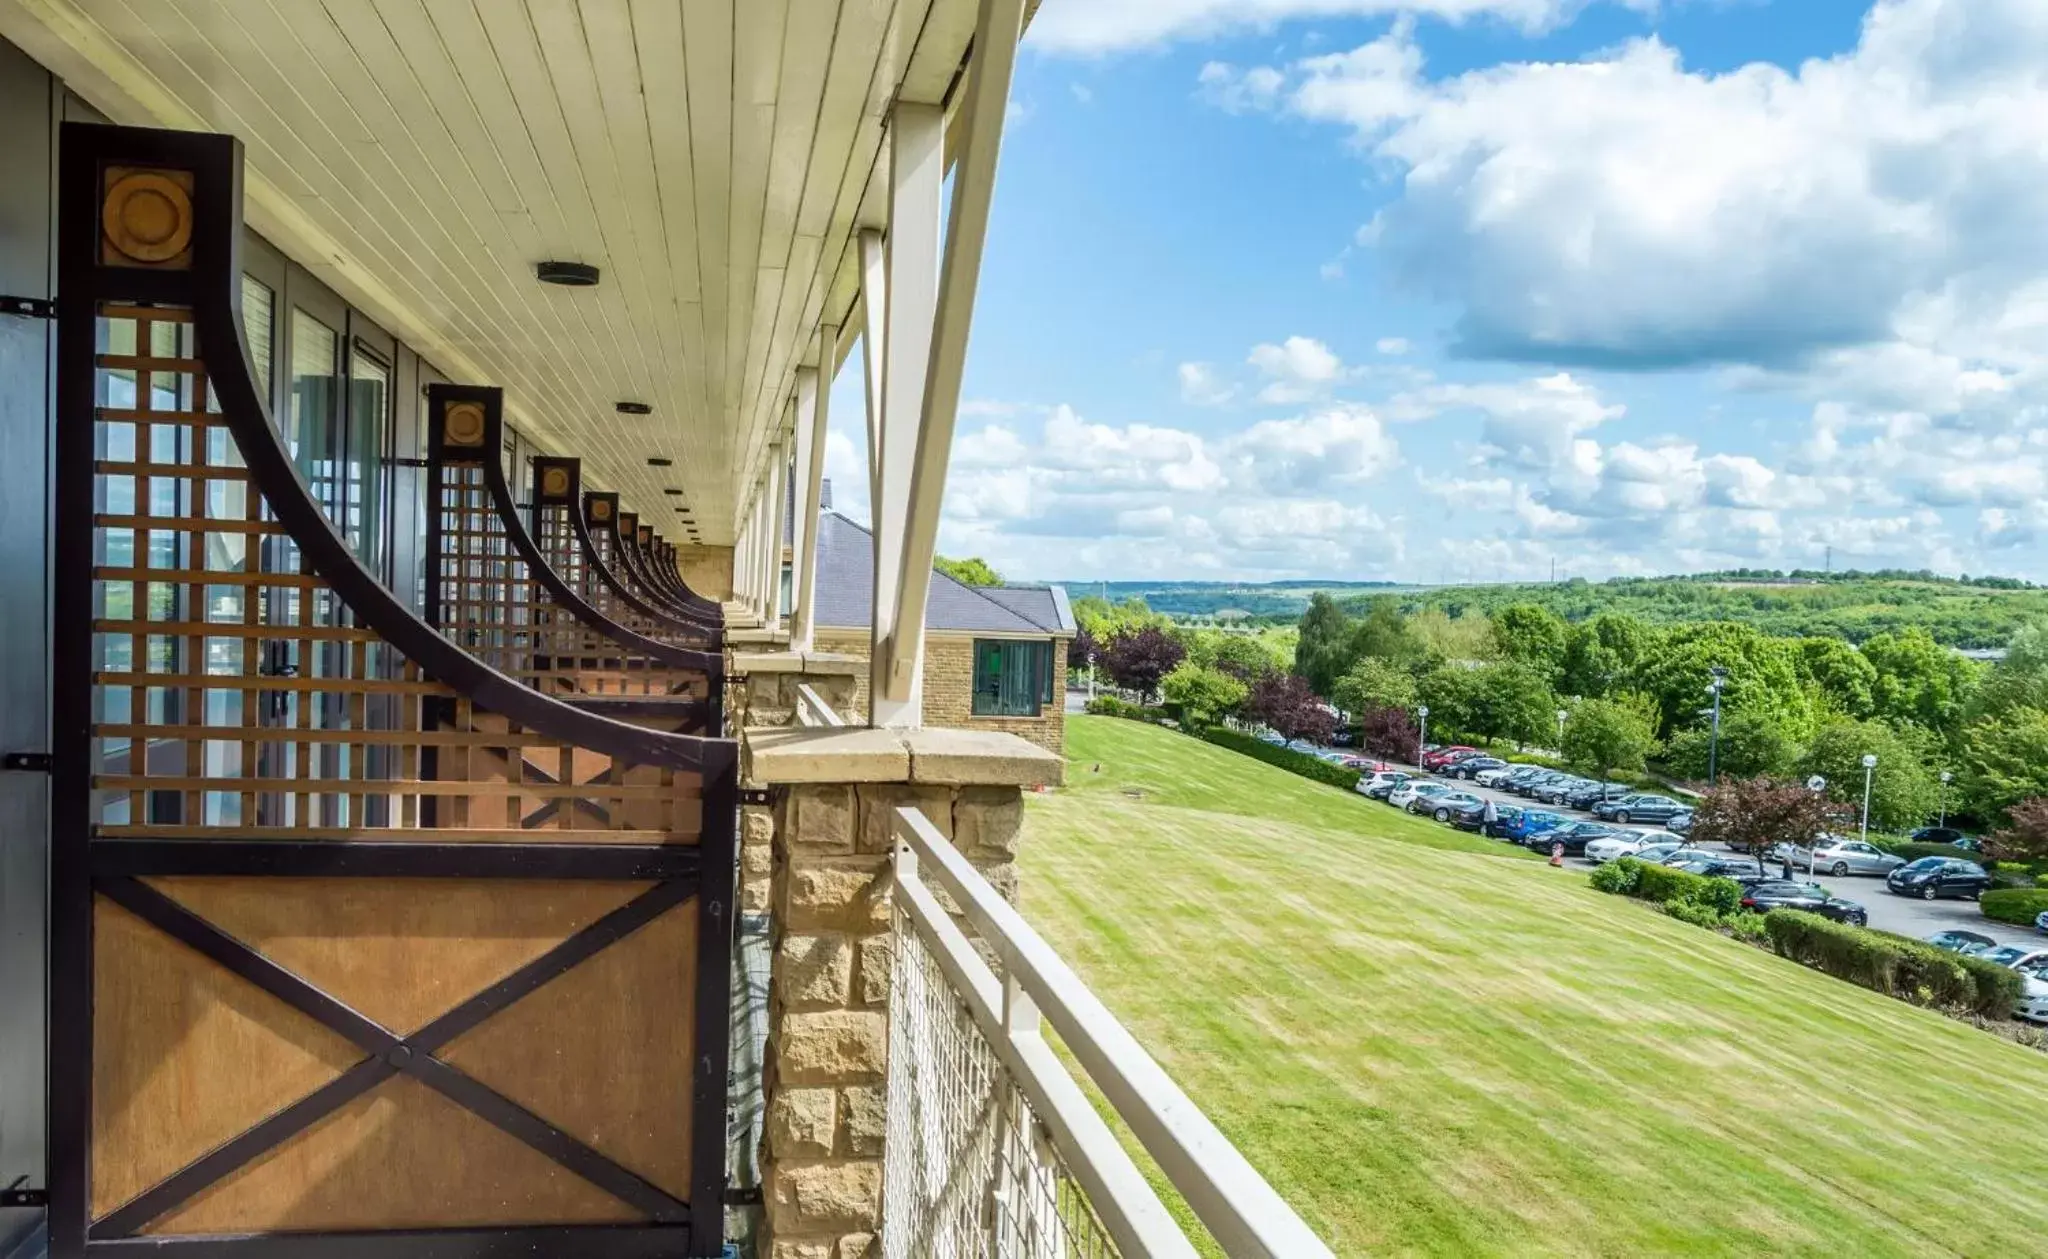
xmin=1021 ymin=717 xmax=2048 ymax=1257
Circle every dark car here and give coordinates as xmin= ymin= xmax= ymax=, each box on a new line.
xmin=1500 ymin=767 xmax=1551 ymax=794
xmin=1667 ymin=855 xmax=1758 ymax=879
xmin=1885 ymin=856 xmax=1992 ymax=901
xmin=1592 ymin=793 xmax=1690 ymax=825
xmin=1533 ymin=776 xmax=1593 ymax=805
xmin=1563 ymin=781 xmax=1631 ymax=811
xmin=1443 ymin=795 xmax=1492 ymax=830
xmin=1520 ymin=772 xmax=1577 ymax=801
xmin=1445 ymin=755 xmax=1508 ymax=780
xmin=1665 ymin=809 xmax=1694 ymax=836
xmin=1909 ymin=826 xmax=1981 ymax=852
xmin=1520 ymin=821 xmax=1619 ymax=857
xmin=1487 ymin=805 xmax=1568 ymax=842
xmin=1739 ymin=880 xmax=1869 ymax=926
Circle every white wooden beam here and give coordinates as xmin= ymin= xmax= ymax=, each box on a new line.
xmin=763 ymin=431 xmax=789 ymax=630
xmin=869 ymin=102 xmax=945 ymax=727
xmin=858 ymin=228 xmax=887 ymax=516
xmin=877 ymin=0 xmax=1028 ymax=716
xmin=790 ymin=335 xmax=834 ymax=650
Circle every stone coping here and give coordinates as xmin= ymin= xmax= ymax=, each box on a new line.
xmin=746 ymin=725 xmax=1064 ymax=788
xmin=728 ymin=650 xmax=865 ymax=677
xmin=728 ymin=626 xmax=791 ymax=646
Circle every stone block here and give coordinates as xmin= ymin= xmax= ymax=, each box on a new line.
xmin=789 ymin=784 xmax=855 ymax=855
xmin=783 ymin=863 xmax=887 ymax=932
xmin=778 ymin=933 xmax=853 ymax=1008
xmin=741 ymin=878 xmax=772 ymax=913
xmin=837 ymin=1234 xmax=876 ymax=1259
xmin=953 ymin=786 xmax=1024 ymax=860
xmin=777 ymin=1010 xmax=887 ymax=1084
xmin=770 ymin=1241 xmax=833 ymax=1259
xmin=766 ymin=1087 xmax=836 ymax=1160
xmin=855 ymin=935 xmax=894 ymax=1007
xmin=901 ymin=726 xmax=1064 ymax=788
xmin=742 ymin=841 xmax=774 ymax=876
xmin=743 ymin=805 xmax=775 ymax=847
xmin=748 ymin=726 xmax=912 ymax=784
xmin=767 ymin=1161 xmax=882 ymax=1233
xmin=839 ymin=1086 xmax=885 ymax=1157
xmin=855 ymin=784 xmax=955 ymax=856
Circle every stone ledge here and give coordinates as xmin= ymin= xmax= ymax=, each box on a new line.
xmin=746 ymin=725 xmax=1062 ymax=788
xmin=729 ymin=626 xmax=792 ymax=646
xmin=729 ymin=650 xmax=867 ymax=677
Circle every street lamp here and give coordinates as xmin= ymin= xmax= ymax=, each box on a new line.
xmin=1938 ymin=769 xmax=1952 ymax=828
xmin=1859 ymin=753 xmax=1878 ymax=843
xmin=1705 ymin=666 xmax=1729 ymax=784
xmin=1416 ymin=705 xmax=1430 ymax=768
xmin=1555 ymin=707 xmax=1568 ymax=750
xmin=1806 ymin=775 xmax=1828 ymax=879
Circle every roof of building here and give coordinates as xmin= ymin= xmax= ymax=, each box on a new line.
xmin=813 ymin=512 xmax=1074 ymax=636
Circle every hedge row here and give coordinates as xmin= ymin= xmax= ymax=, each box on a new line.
xmin=1763 ymin=910 xmax=2023 ymax=1020
xmin=1981 ymin=888 xmax=2048 ymax=927
xmin=1201 ymin=727 xmax=1363 ymax=791
xmin=1084 ymin=696 xmax=1169 ymax=722
xmin=1882 ymin=841 xmax=1986 ymax=865
xmin=1590 ymin=857 xmax=1741 ymax=915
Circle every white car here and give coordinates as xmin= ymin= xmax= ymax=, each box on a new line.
xmin=2017 ymin=963 xmax=2048 ymax=1025
xmin=1474 ymin=766 xmax=1519 ymax=787
xmin=1386 ymin=780 xmax=1451 ymax=811
xmin=1582 ymin=831 xmax=1680 ymax=864
xmin=1356 ymin=770 xmax=1408 ymax=799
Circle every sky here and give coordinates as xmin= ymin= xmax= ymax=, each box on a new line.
xmin=821 ymin=0 xmax=2048 ymax=586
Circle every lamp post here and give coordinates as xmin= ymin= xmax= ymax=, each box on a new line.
xmin=1555 ymin=707 xmax=1568 ymax=751
xmin=1938 ymin=770 xmax=1952 ymax=828
xmin=1705 ymin=666 xmax=1729 ymax=784
xmin=1859 ymin=753 xmax=1878 ymax=843
xmin=1416 ymin=705 xmax=1430 ymax=769
xmin=1806 ymin=774 xmax=1827 ymax=879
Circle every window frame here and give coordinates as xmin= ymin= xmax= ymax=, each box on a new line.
xmin=969 ymin=637 xmax=1056 ymax=718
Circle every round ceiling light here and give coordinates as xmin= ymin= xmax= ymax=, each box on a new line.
xmin=536 ymin=260 xmax=600 ymax=287
xmin=646 ymin=457 xmax=673 ymax=467
xmin=615 ymin=401 xmax=652 ymax=415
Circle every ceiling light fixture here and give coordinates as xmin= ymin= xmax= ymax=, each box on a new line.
xmin=646 ymin=457 xmax=672 ymax=467
xmin=615 ymin=401 xmax=652 ymax=415
xmin=536 ymin=260 xmax=600 ymax=287
xmin=663 ymin=487 xmax=684 ymax=495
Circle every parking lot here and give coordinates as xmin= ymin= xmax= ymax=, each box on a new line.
xmin=1370 ymin=755 xmax=2038 ymax=948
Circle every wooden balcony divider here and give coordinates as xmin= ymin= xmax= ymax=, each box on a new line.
xmin=48 ymin=122 xmax=734 ymax=1259
xmin=530 ymin=463 xmax=722 ymax=646
xmin=420 ymin=384 xmax=721 ymax=736
xmin=581 ymin=494 xmax=722 ymax=630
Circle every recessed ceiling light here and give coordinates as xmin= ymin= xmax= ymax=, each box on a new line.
xmin=616 ymin=401 xmax=652 ymax=415
xmin=647 ymin=457 xmax=672 ymax=467
xmin=536 ymin=260 xmax=600 ymax=287
xmin=663 ymin=487 xmax=683 ymax=495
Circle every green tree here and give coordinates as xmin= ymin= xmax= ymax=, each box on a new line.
xmin=1862 ymin=627 xmax=1980 ymax=735
xmin=1969 ymin=622 xmax=2048 ymax=721
xmin=1347 ymin=595 xmax=1423 ymax=667
xmin=1471 ymin=660 xmax=1558 ymax=748
xmin=1332 ymin=657 xmax=1418 ymax=717
xmin=1794 ymin=636 xmax=1877 ymax=719
xmin=1416 ymin=663 xmax=1487 ymax=743
xmin=1183 ymin=629 xmax=1286 ymax=678
xmin=1559 ymin=613 xmax=1649 ymax=698
xmin=1490 ymin=603 xmax=1570 ymax=680
xmin=1160 ymin=662 xmax=1249 ymax=728
xmin=1559 ymin=696 xmax=1658 ymax=783
xmin=1293 ymin=593 xmax=1355 ymax=696
xmin=1800 ymin=719 xmax=1942 ymax=833
xmin=1959 ymin=708 xmax=2048 ymax=823
xmin=1407 ymin=607 xmax=1494 ymax=662
xmin=934 ymin=555 xmax=1002 ymax=586
xmin=1662 ymin=708 xmax=1802 ymax=781
xmin=1626 ymin=622 xmax=1813 ymax=741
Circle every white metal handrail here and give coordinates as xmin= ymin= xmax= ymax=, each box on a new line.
xmin=794 ymin=682 xmax=846 ymax=728
xmin=891 ymin=805 xmax=1334 ymax=1259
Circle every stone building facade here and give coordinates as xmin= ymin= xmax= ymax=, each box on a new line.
xmin=811 ymin=630 xmax=1068 ymax=754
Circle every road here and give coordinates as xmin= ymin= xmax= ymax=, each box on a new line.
xmin=1371 ymin=757 xmax=2039 ymax=948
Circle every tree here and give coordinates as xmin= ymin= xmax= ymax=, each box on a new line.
xmin=1331 ymin=657 xmax=1417 ymax=717
xmin=1800 ymin=719 xmax=1942 ymax=833
xmin=1246 ymin=672 xmax=1335 ymax=743
xmin=1959 ymin=708 xmax=2048 ymax=823
xmin=1160 ymin=662 xmax=1248 ymax=729
xmin=934 ymin=555 xmax=1001 ymax=586
xmin=1969 ymin=621 xmax=2048 ymax=721
xmin=1099 ymin=627 xmax=1185 ymax=703
xmin=1690 ymin=776 xmax=1841 ymax=871
xmin=1416 ymin=663 xmax=1486 ymax=743
xmin=1357 ymin=705 xmax=1420 ymax=762
xmin=1794 ymin=636 xmax=1877 ymax=719
xmin=1072 ymin=594 xmax=1167 ymax=642
xmin=1862 ymin=627 xmax=1980 ymax=735
xmin=1470 ymin=660 xmax=1557 ymax=748
xmin=1293 ymin=594 xmax=1354 ymax=696
xmin=1183 ymin=629 xmax=1285 ymax=679
xmin=1556 ymin=613 xmax=1651 ymax=700
xmin=1348 ymin=595 xmax=1424 ymax=667
xmin=1070 ymin=627 xmax=1097 ymax=674
xmin=1661 ymin=708 xmax=1802 ymax=781
xmin=1490 ymin=603 xmax=1569 ymax=681
xmin=1559 ymin=697 xmax=1657 ymax=783
xmin=1987 ymin=797 xmax=2048 ymax=865
xmin=1626 ymin=621 xmax=1813 ymax=741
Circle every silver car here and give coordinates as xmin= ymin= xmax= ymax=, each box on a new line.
xmin=1771 ymin=835 xmax=1905 ymax=877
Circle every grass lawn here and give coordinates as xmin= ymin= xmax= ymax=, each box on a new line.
xmin=1021 ymin=716 xmax=2048 ymax=1258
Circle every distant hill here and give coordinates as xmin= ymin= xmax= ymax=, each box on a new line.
xmin=1066 ymin=571 xmax=2044 ymax=647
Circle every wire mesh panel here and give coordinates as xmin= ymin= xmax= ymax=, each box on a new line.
xmin=882 ymin=905 xmax=1120 ymax=1259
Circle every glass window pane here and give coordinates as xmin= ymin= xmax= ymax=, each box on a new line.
xmin=348 ymin=352 xmax=390 ymax=561
xmin=241 ymin=274 xmax=274 ymax=400
xmin=289 ymin=309 xmax=341 ymax=524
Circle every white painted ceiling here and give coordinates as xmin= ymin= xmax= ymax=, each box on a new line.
xmin=0 ymin=0 xmax=994 ymax=542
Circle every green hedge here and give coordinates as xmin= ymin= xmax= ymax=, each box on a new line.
xmin=1592 ymin=858 xmax=1741 ymax=914
xmin=1084 ymin=696 xmax=1169 ymax=722
xmin=1882 ymin=841 xmax=1984 ymax=864
xmin=1201 ymin=727 xmax=1363 ymax=791
xmin=1763 ymin=911 xmax=2022 ymax=1019
xmin=1981 ymin=888 xmax=2048 ymax=927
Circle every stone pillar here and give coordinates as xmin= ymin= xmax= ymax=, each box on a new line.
xmin=744 ymin=727 xmax=1060 ymax=1259
xmin=730 ymin=652 xmax=866 ymax=916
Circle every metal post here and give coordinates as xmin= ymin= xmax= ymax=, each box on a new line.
xmin=1416 ymin=705 xmax=1429 ymax=769
xmin=1706 ymin=666 xmax=1728 ymax=784
xmin=1860 ymin=753 xmax=1877 ymax=843
xmin=1938 ymin=770 xmax=1951 ymax=828
xmin=1554 ymin=707 xmax=1566 ymax=752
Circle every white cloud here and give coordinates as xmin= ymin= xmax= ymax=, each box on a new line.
xmin=1033 ymin=0 xmax=1600 ymax=55
xmin=1376 ymin=337 xmax=1411 ymax=355
xmin=1390 ymin=371 xmax=1622 ymax=471
xmin=1248 ymin=334 xmax=1349 ymax=402
xmin=1197 ymin=61 xmax=1286 ymax=112
xmin=1177 ymin=360 xmax=1237 ymax=406
xmin=1227 ymin=403 xmax=1403 ymax=491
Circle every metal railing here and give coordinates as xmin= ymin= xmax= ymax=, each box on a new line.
xmin=887 ymin=806 xmax=1333 ymax=1259
xmin=794 ymin=682 xmax=848 ymax=728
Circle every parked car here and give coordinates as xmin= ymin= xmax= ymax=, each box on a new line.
xmin=1977 ymin=944 xmax=2048 ymax=973
xmin=1523 ymin=771 xmax=1578 ymax=799
xmin=1583 ymin=830 xmax=1675 ymax=864
xmin=1563 ymin=781 xmax=1632 ymax=811
xmin=1420 ymin=745 xmax=1479 ymax=771
xmin=1445 ymin=755 xmax=1508 ymax=781
xmin=1665 ymin=809 xmax=1694 ymax=836
xmin=1521 ymin=821 xmax=1620 ymax=857
xmin=1667 ymin=854 xmax=1759 ymax=879
xmin=1486 ymin=805 xmax=1568 ymax=843
xmin=1500 ymin=766 xmax=1551 ymax=793
xmin=2016 ymin=964 xmax=2048 ymax=1025
xmin=1257 ymin=731 xmax=1288 ymax=746
xmin=1338 ymin=756 xmax=1391 ymax=772
xmin=1910 ymin=825 xmax=1980 ymax=851
xmin=1387 ymin=780 xmax=1454 ymax=812
xmin=1357 ymin=770 xmax=1411 ymax=800
xmin=1885 ymin=856 xmax=1993 ymax=901
xmin=1473 ymin=765 xmax=1521 ymax=788
xmin=1767 ymin=836 xmax=1906 ymax=878
xmin=1422 ymin=791 xmax=1486 ymax=824
xmin=2038 ymin=910 xmax=2048 ymax=936
xmin=1630 ymin=842 xmax=1690 ymax=865
xmin=1925 ymin=929 xmax=1999 ymax=955
xmin=1285 ymin=739 xmax=1322 ymax=756
xmin=1533 ymin=776 xmax=1595 ymax=805
xmin=1738 ymin=880 xmax=1869 ymax=926
xmin=1592 ymin=793 xmax=1690 ymax=825
xmin=1403 ymin=783 xmax=1465 ymax=815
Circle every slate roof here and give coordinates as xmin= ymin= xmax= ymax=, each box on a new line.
xmin=812 ymin=512 xmax=1074 ymax=635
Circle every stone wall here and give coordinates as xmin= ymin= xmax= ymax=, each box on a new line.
xmin=810 ymin=630 xmax=1068 ymax=755
xmin=671 ymin=542 xmax=735 ymax=601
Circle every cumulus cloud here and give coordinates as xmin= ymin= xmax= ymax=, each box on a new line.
xmin=1177 ymin=361 xmax=1237 ymax=405
xmin=1248 ymin=335 xmax=1350 ymax=402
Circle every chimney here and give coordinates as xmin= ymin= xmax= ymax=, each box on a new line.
xmin=819 ymin=478 xmax=833 ymax=511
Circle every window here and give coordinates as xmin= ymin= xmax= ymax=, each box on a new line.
xmin=289 ymin=308 xmax=342 ymax=520
xmin=241 ymin=274 xmax=274 ymax=398
xmin=971 ymin=639 xmax=1054 ymax=717
xmin=347 ymin=347 xmax=390 ymax=559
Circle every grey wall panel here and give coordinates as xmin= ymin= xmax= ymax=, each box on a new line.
xmin=0 ymin=34 xmax=53 ymax=1258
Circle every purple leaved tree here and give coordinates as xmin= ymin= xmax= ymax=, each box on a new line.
xmin=1099 ymin=627 xmax=1186 ymax=703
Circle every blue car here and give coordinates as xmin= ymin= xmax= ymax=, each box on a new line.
xmin=1486 ymin=805 xmax=1567 ymax=843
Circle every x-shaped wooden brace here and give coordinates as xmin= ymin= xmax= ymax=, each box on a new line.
xmin=89 ymin=876 xmax=696 ymax=1238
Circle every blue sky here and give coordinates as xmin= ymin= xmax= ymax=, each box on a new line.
xmin=824 ymin=0 xmax=2048 ymax=585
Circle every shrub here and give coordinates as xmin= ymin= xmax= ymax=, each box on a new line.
xmin=1085 ymin=695 xmax=1167 ymax=722
xmin=1723 ymin=911 xmax=1770 ymax=944
xmin=1201 ymin=727 xmax=1363 ymax=791
xmin=1981 ymin=888 xmax=2048 ymax=927
xmin=1886 ymin=841 xmax=1983 ymax=864
xmin=1764 ymin=911 xmax=2018 ymax=1018
xmin=1631 ymin=862 xmax=1741 ymax=914
xmin=1589 ymin=859 xmax=1641 ymax=896
xmin=2037 ymin=873 xmax=2048 ymax=890
xmin=1663 ymin=900 xmax=1728 ymax=930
